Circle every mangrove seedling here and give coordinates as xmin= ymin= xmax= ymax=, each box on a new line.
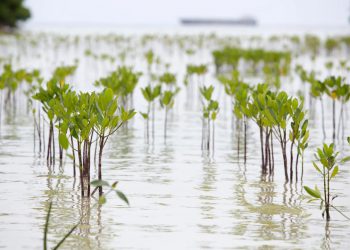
xmin=200 ymin=85 xmax=219 ymax=152
xmin=304 ymin=143 xmax=350 ymax=221
xmin=160 ymin=88 xmax=180 ymax=141
xmin=140 ymin=84 xmax=161 ymax=142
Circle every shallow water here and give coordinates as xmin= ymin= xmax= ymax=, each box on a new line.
xmin=0 ymin=28 xmax=350 ymax=249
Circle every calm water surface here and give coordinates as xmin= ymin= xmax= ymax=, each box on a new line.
xmin=0 ymin=27 xmax=350 ymax=249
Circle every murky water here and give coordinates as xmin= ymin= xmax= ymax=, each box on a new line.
xmin=0 ymin=27 xmax=350 ymax=249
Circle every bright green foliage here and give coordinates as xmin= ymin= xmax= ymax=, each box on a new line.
xmin=325 ymin=38 xmax=340 ymax=55
xmin=322 ymin=76 xmax=350 ymax=101
xmin=184 ymin=64 xmax=208 ymax=86
xmin=304 ymin=143 xmax=350 ymax=220
xmin=304 ymin=35 xmax=321 ymax=56
xmin=200 ymin=85 xmax=219 ymax=121
xmin=212 ymin=47 xmax=291 ymax=76
xmin=186 ymin=64 xmax=208 ymax=76
xmin=32 ymin=79 xmax=71 ymax=123
xmin=145 ymin=49 xmax=155 ymax=68
xmin=159 ymin=72 xmax=176 ymax=86
xmin=141 ymin=84 xmax=161 ymax=103
xmin=95 ymin=66 xmax=141 ymax=99
xmin=0 ymin=64 xmax=40 ymax=94
xmin=160 ymin=88 xmax=180 ymax=109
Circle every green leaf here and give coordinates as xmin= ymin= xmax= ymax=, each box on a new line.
xmin=330 ymin=166 xmax=339 ymax=179
xmin=111 ymin=181 xmax=118 ymax=189
xmin=312 ymin=162 xmax=322 ymax=174
xmin=59 ymin=133 xmax=69 ymax=150
xmin=98 ymin=195 xmax=107 ymax=205
xmin=304 ymin=186 xmax=321 ymax=199
xmin=140 ymin=112 xmax=148 ymax=120
xmin=341 ymin=156 xmax=350 ymax=164
xmin=91 ymin=180 xmax=110 ymax=187
xmin=116 ymin=190 xmax=129 ymax=206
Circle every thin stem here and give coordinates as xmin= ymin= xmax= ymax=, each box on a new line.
xmin=43 ymin=201 xmax=52 ymax=250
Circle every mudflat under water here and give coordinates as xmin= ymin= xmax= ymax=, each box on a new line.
xmin=0 ymin=27 xmax=350 ymax=249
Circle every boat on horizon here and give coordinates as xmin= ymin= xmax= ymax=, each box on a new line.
xmin=180 ymin=17 xmax=258 ymax=26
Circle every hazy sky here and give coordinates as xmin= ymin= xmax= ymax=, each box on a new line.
xmin=25 ymin=0 xmax=349 ymax=27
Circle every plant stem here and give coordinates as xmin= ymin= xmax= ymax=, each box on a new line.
xmin=290 ymin=140 xmax=295 ymax=182
xmin=70 ymin=135 xmax=76 ymax=177
xmin=332 ymin=99 xmax=335 ymax=144
xmin=44 ymin=201 xmax=52 ymax=250
xmin=164 ymin=107 xmax=168 ymax=142
xmin=98 ymin=136 xmax=104 ymax=196
xmin=259 ymin=124 xmax=265 ymax=173
xmin=244 ymin=117 xmax=247 ymax=164
xmin=321 ymin=97 xmax=326 ymax=140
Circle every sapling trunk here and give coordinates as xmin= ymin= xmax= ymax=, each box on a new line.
xmin=70 ymin=135 xmax=76 ymax=177
xmin=290 ymin=140 xmax=295 ymax=182
xmin=336 ymin=102 xmax=344 ymax=141
xmin=321 ymin=97 xmax=326 ymax=139
xmin=98 ymin=136 xmax=104 ymax=196
xmin=43 ymin=115 xmax=46 ymax=155
xmin=164 ymin=107 xmax=168 ymax=142
xmin=146 ymin=103 xmax=150 ymax=143
xmin=81 ymin=140 xmax=90 ymax=197
xmin=295 ymin=151 xmax=299 ymax=182
xmin=52 ymin=124 xmax=55 ymax=166
xmin=47 ymin=121 xmax=53 ymax=166
xmin=244 ymin=116 xmax=247 ymax=164
xmin=38 ymin=109 xmax=42 ymax=153
xmin=152 ymin=101 xmax=155 ymax=141
xmin=201 ymin=118 xmax=204 ymax=150
xmin=237 ymin=120 xmax=241 ymax=159
xmin=264 ymin=128 xmax=270 ymax=172
xmin=271 ymin=134 xmax=274 ymax=174
xmin=332 ymin=99 xmax=336 ymax=144
xmin=207 ymin=117 xmax=210 ymax=151
xmin=259 ymin=125 xmax=265 ymax=172
xmin=212 ymin=120 xmax=215 ymax=154
xmin=59 ymin=122 xmax=63 ymax=165
xmin=280 ymin=129 xmax=289 ymax=182
xmin=33 ymin=116 xmax=36 ymax=153
xmin=327 ymin=166 xmax=331 ymax=221
xmin=77 ymin=141 xmax=84 ymax=197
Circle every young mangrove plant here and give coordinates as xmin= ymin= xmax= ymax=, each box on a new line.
xmin=94 ymin=66 xmax=141 ymax=109
xmin=232 ymin=82 xmax=251 ymax=163
xmin=140 ymin=84 xmax=161 ymax=142
xmin=33 ymin=80 xmax=71 ymax=166
xmin=184 ymin=64 xmax=208 ymax=108
xmin=93 ymin=89 xmax=135 ymax=196
xmin=322 ymin=76 xmax=350 ymax=143
xmin=160 ymin=88 xmax=180 ymax=141
xmin=243 ymin=84 xmax=309 ymax=181
xmin=52 ymin=88 xmax=135 ymax=197
xmin=199 ymin=85 xmax=219 ymax=153
xmin=304 ymin=143 xmax=350 ymax=221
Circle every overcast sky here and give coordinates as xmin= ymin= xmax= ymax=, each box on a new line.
xmin=25 ymin=0 xmax=349 ymax=27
